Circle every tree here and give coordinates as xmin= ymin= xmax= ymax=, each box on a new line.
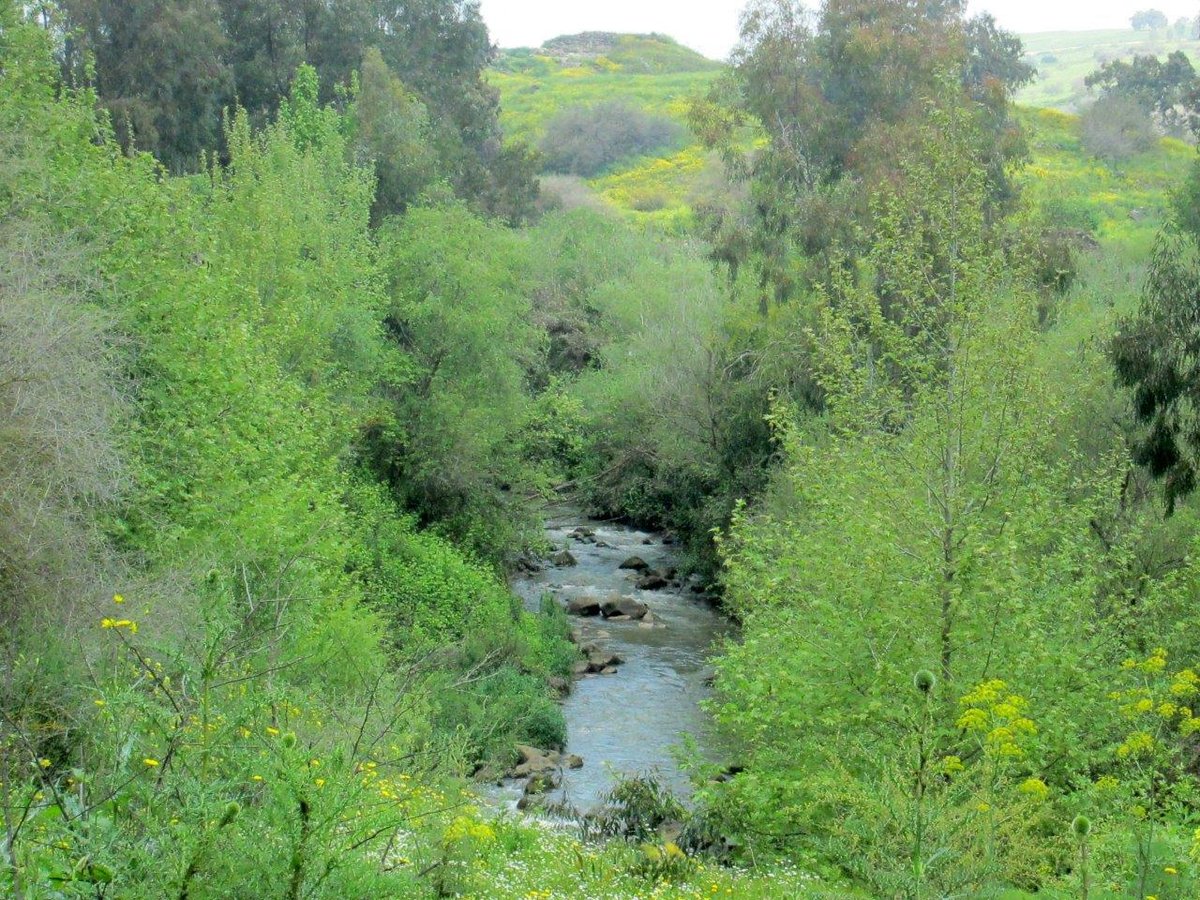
xmin=1131 ymin=8 xmax=1169 ymax=30
xmin=1111 ymin=163 xmax=1200 ymax=510
xmin=353 ymin=46 xmax=438 ymax=222
xmin=59 ymin=0 xmax=233 ymax=170
xmin=1085 ymin=51 xmax=1200 ymax=138
xmin=710 ymin=100 xmax=1131 ymax=892
xmin=540 ymin=101 xmax=684 ymax=177
xmin=690 ymin=0 xmax=1031 ymax=310
xmin=214 ymin=0 xmax=306 ymax=122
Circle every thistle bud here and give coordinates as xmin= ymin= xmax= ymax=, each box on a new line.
xmin=220 ymin=801 xmax=241 ymax=828
xmin=913 ymin=669 xmax=937 ymax=695
xmin=1071 ymin=815 xmax=1091 ymax=839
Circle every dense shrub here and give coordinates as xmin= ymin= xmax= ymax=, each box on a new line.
xmin=540 ymin=101 xmax=686 ymax=176
xmin=1080 ymin=95 xmax=1158 ymax=161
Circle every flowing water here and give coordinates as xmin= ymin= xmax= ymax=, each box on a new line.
xmin=504 ymin=506 xmax=733 ymax=812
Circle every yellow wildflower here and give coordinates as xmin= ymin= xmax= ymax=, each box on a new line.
xmin=143 ymin=758 xmax=159 ymax=767
xmin=1019 ymin=777 xmax=1050 ymax=799
xmin=957 ymin=708 xmax=988 ymax=731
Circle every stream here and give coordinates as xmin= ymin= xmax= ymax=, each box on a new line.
xmin=501 ymin=506 xmax=733 ymax=813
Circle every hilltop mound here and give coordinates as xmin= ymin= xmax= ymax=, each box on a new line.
xmin=497 ymin=32 xmax=722 ymax=75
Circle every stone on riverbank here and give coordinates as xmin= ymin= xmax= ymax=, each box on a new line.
xmin=618 ymin=555 xmax=650 ymax=572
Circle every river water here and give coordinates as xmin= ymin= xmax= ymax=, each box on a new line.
xmin=506 ymin=506 xmax=733 ymax=812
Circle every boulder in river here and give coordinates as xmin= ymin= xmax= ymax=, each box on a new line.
xmin=586 ymin=649 xmax=623 ymax=672
xmin=521 ymin=770 xmax=561 ymax=798
xmin=636 ymin=572 xmax=670 ymax=591
xmin=511 ymin=745 xmax=561 ymax=778
xmin=569 ymin=527 xmax=596 ymax=543
xmin=551 ymin=549 xmax=577 ymax=567
xmin=601 ymin=596 xmax=649 ymax=620
xmin=566 ymin=597 xmax=601 ymax=616
xmin=619 ymin=555 xmax=650 ymax=572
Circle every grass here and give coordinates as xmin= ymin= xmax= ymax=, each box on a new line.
xmin=444 ymin=815 xmax=855 ymax=899
xmin=1015 ymin=105 xmax=1196 ymax=260
xmin=1017 ymin=27 xmax=1200 ymax=111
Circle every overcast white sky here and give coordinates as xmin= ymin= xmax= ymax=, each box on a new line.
xmin=477 ymin=0 xmax=1200 ymax=59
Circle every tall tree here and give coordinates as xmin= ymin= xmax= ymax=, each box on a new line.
xmin=1085 ymin=51 xmax=1200 ymax=139
xmin=1131 ymin=8 xmax=1169 ymax=30
xmin=60 ymin=0 xmax=233 ymax=170
xmin=1112 ymin=160 xmax=1200 ymax=510
xmin=691 ymin=0 xmax=1031 ymax=310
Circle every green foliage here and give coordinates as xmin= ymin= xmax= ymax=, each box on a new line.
xmin=705 ymin=100 xmax=1200 ymax=891
xmin=353 ymin=47 xmax=438 ymax=222
xmin=1112 ymin=193 xmax=1200 ymax=510
xmin=54 ymin=0 xmax=536 ymax=214
xmin=372 ymin=203 xmax=544 ymax=559
xmin=59 ymin=0 xmax=234 ymax=170
xmin=584 ymin=774 xmax=688 ymax=842
xmin=0 ymin=14 xmax=582 ymax=894
xmin=692 ymin=0 xmax=1030 ymax=308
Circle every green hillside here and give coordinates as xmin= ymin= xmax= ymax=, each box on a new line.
xmin=492 ymin=31 xmax=1198 ymax=238
xmin=1017 ymin=27 xmax=1200 ymax=111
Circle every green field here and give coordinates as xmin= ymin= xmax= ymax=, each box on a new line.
xmin=1017 ymin=27 xmax=1200 ymax=111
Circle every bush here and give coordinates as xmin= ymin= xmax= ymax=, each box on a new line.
xmin=540 ymin=101 xmax=686 ymax=177
xmin=1080 ymin=95 xmax=1158 ymax=161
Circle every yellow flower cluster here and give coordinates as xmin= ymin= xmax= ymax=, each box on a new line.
xmin=1018 ymin=777 xmax=1050 ymax=800
xmin=957 ymin=680 xmax=1036 ymax=759
xmin=1116 ymin=730 xmax=1155 ymax=759
xmin=100 ymin=618 xmax=138 ymax=634
xmin=1112 ymin=650 xmax=1199 ymax=745
xmin=444 ymin=814 xmax=496 ymax=844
